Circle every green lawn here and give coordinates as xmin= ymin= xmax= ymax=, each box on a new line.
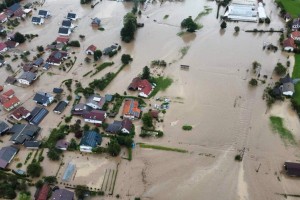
xmin=269 ymin=116 xmax=296 ymax=144
xmin=149 ymin=77 xmax=173 ymax=98
xmin=139 ymin=143 xmax=188 ymax=153
xmin=292 ymin=54 xmax=300 ymax=104
xmin=276 ymin=0 xmax=300 ymax=18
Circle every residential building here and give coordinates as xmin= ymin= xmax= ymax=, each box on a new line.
xmin=283 ymin=38 xmax=297 ymax=52
xmin=53 ymin=87 xmax=63 ymax=94
xmin=33 ymin=92 xmax=54 ymax=106
xmin=18 ymin=71 xmax=37 ymax=85
xmin=103 ymin=43 xmax=120 ymax=55
xmin=5 ymin=3 xmax=23 ymax=18
xmin=0 ymin=121 xmax=9 ymax=135
xmin=0 ymin=12 xmax=7 ymax=23
xmin=83 ymin=110 xmax=107 ymax=125
xmin=55 ymin=36 xmax=69 ymax=44
xmin=67 ymin=12 xmax=77 ymax=21
xmin=0 ymin=146 xmax=18 ymax=169
xmin=128 ymin=78 xmax=153 ymax=97
xmin=9 ymin=124 xmax=40 ymax=144
xmin=86 ymin=94 xmax=106 ymax=109
xmin=0 ymin=59 xmax=5 ymax=67
xmin=29 ymin=106 xmax=49 ymax=125
xmin=5 ymin=76 xmax=16 ymax=85
xmin=35 ymin=184 xmax=50 ymax=200
xmin=79 ymin=130 xmax=102 ymax=152
xmin=10 ymin=106 xmax=31 ymax=121
xmin=38 ymin=10 xmax=50 ymax=18
xmin=106 ymin=118 xmax=132 ymax=134
xmin=51 ymin=188 xmax=74 ymax=200
xmin=32 ymin=16 xmax=44 ymax=25
xmin=4 ymin=40 xmax=18 ymax=49
xmin=280 ymin=74 xmax=294 ymax=96
xmin=46 ymin=51 xmax=68 ymax=66
xmin=58 ymin=27 xmax=71 ymax=36
xmin=291 ymin=31 xmax=300 ymax=41
xmin=292 ymin=18 xmax=300 ymax=31
xmin=53 ymin=100 xmax=68 ymax=114
xmin=91 ymin=17 xmax=101 ymax=27
xmin=122 ymin=99 xmax=141 ymax=119
xmin=61 ymin=19 xmax=73 ymax=28
xmin=71 ymin=103 xmax=92 ymax=116
xmin=55 ymin=139 xmax=69 ymax=151
xmin=0 ymin=89 xmax=20 ymax=111
xmin=32 ymin=58 xmax=44 ymax=67
xmin=24 ymin=141 xmax=41 ymax=149
xmin=0 ymin=42 xmax=7 ymax=53
xmin=85 ymin=44 xmax=97 ymax=55
xmin=284 ymin=161 xmax=300 ymax=176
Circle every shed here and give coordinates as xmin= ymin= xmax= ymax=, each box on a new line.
xmin=53 ymin=87 xmax=63 ymax=94
xmin=284 ymin=162 xmax=300 ymax=176
xmin=24 ymin=141 xmax=41 ymax=149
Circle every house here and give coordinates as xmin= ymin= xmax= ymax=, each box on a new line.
xmin=4 ymin=40 xmax=19 ymax=49
xmin=105 ymin=94 xmax=114 ymax=102
xmin=292 ymin=18 xmax=300 ymax=31
xmin=35 ymin=184 xmax=50 ymax=200
xmin=46 ymin=43 xmax=64 ymax=51
xmin=150 ymin=110 xmax=159 ymax=119
xmin=0 ymin=89 xmax=20 ymax=111
xmin=83 ymin=110 xmax=107 ymax=125
xmin=9 ymin=124 xmax=40 ymax=144
xmin=18 ymin=71 xmax=37 ymax=85
xmin=0 ymin=12 xmax=7 ymax=23
xmin=53 ymin=100 xmax=68 ymax=114
xmin=5 ymin=3 xmax=23 ymax=18
xmin=283 ymin=13 xmax=292 ymax=22
xmin=0 ymin=42 xmax=7 ymax=53
xmin=91 ymin=17 xmax=101 ymax=27
xmin=283 ymin=38 xmax=297 ymax=52
xmin=58 ymin=27 xmax=71 ymax=36
xmin=67 ymin=12 xmax=77 ymax=21
xmin=86 ymin=94 xmax=106 ymax=109
xmin=103 ymin=43 xmax=120 ymax=55
xmin=122 ymin=99 xmax=141 ymax=119
xmin=280 ymin=74 xmax=294 ymax=96
xmin=5 ymin=76 xmax=16 ymax=85
xmin=291 ymin=31 xmax=300 ymax=41
xmin=0 ymin=121 xmax=9 ymax=135
xmin=29 ymin=106 xmax=49 ymax=125
xmin=106 ymin=118 xmax=132 ymax=134
xmin=33 ymin=92 xmax=54 ymax=106
xmin=85 ymin=45 xmax=97 ymax=55
xmin=46 ymin=51 xmax=68 ymax=66
xmin=6 ymin=32 xmax=15 ymax=40
xmin=55 ymin=139 xmax=69 ymax=150
xmin=53 ymin=87 xmax=63 ymax=94
xmin=38 ymin=10 xmax=50 ymax=18
xmin=128 ymin=78 xmax=153 ymax=97
xmin=55 ymin=36 xmax=69 ymax=44
xmin=24 ymin=141 xmax=41 ymax=149
xmin=72 ymin=103 xmax=92 ymax=116
xmin=61 ymin=19 xmax=73 ymax=28
xmin=79 ymin=130 xmax=102 ymax=152
xmin=0 ymin=146 xmax=18 ymax=169
xmin=284 ymin=161 xmax=300 ymax=176
xmin=43 ymin=63 xmax=51 ymax=70
xmin=32 ymin=58 xmax=44 ymax=67
xmin=10 ymin=106 xmax=31 ymax=121
xmin=22 ymin=63 xmax=34 ymax=72
xmin=51 ymin=188 xmax=74 ymax=200
xmin=0 ymin=59 xmax=5 ymax=67
xmin=32 ymin=16 xmax=44 ymax=25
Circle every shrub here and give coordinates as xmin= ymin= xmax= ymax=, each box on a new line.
xmin=249 ymin=78 xmax=258 ymax=86
xmin=220 ymin=21 xmax=227 ymax=29
xmin=274 ymin=62 xmax=286 ymax=76
xmin=16 ymin=163 xmax=22 ymax=168
xmin=234 ymin=26 xmax=240 ymax=33
xmin=68 ymin=40 xmax=80 ymax=47
xmin=182 ymin=125 xmax=192 ymax=131
xmin=265 ymin=17 xmax=271 ymax=24
xmin=27 ymin=163 xmax=42 ymax=177
xmin=235 ymin=154 xmax=242 ymax=161
xmin=121 ymin=54 xmax=133 ymax=65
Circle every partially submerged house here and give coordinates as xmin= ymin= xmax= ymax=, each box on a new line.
xmin=53 ymin=100 xmax=68 ymax=114
xmin=0 ymin=146 xmax=18 ymax=169
xmin=292 ymin=18 xmax=300 ymax=31
xmin=61 ymin=19 xmax=73 ymax=28
xmin=103 ymin=43 xmax=120 ymax=55
xmin=85 ymin=45 xmax=97 ymax=55
xmin=0 ymin=121 xmax=9 ymax=135
xmin=53 ymin=87 xmax=63 ymax=94
xmin=106 ymin=118 xmax=132 ymax=134
xmin=32 ymin=57 xmax=44 ymax=67
xmin=5 ymin=3 xmax=24 ymax=18
xmin=38 ymin=10 xmax=50 ymax=18
xmin=0 ymin=42 xmax=7 ymax=53
xmin=29 ymin=106 xmax=49 ymax=125
xmin=46 ymin=51 xmax=68 ymax=66
xmin=280 ymin=74 xmax=294 ymax=96
xmin=67 ymin=12 xmax=77 ymax=21
xmin=86 ymin=94 xmax=106 ymax=109
xmin=0 ymin=89 xmax=20 ymax=111
xmin=283 ymin=38 xmax=297 ymax=52
xmin=55 ymin=36 xmax=69 ymax=44
xmin=71 ymin=103 xmax=91 ymax=116
xmin=10 ymin=106 xmax=31 ymax=121
xmin=79 ymin=130 xmax=102 ymax=152
xmin=4 ymin=40 xmax=18 ymax=49
xmin=0 ymin=12 xmax=7 ymax=23
xmin=291 ymin=31 xmax=300 ymax=41
xmin=17 ymin=71 xmax=37 ymax=85
xmin=5 ymin=76 xmax=16 ymax=85
xmin=128 ymin=77 xmax=153 ymax=98
xmin=284 ymin=161 xmax=300 ymax=176
xmin=33 ymin=92 xmax=54 ymax=106
xmin=31 ymin=16 xmax=44 ymax=25
xmin=50 ymin=188 xmax=74 ymax=200
xmin=83 ymin=110 xmax=107 ymax=125
xmin=58 ymin=27 xmax=71 ymax=36
xmin=91 ymin=17 xmax=101 ymax=27
xmin=9 ymin=124 xmax=40 ymax=144
xmin=55 ymin=139 xmax=69 ymax=151
xmin=122 ymin=99 xmax=141 ymax=119
xmin=35 ymin=184 xmax=50 ymax=200
xmin=24 ymin=141 xmax=41 ymax=149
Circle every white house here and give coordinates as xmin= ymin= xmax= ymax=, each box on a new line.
xmin=31 ymin=17 xmax=44 ymax=25
xmin=79 ymin=131 xmax=102 ymax=153
xmin=283 ymin=38 xmax=297 ymax=52
xmin=83 ymin=110 xmax=107 ymax=125
xmin=58 ymin=27 xmax=71 ymax=36
xmin=17 ymin=71 xmax=37 ymax=85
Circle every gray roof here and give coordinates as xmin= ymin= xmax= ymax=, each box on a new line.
xmin=51 ymin=188 xmax=74 ymax=200
xmin=58 ymin=27 xmax=70 ymax=34
xmin=32 ymin=17 xmax=42 ymax=23
xmin=80 ymin=131 xmax=102 ymax=148
xmin=53 ymin=88 xmax=63 ymax=94
xmin=0 ymin=121 xmax=9 ymax=135
xmin=86 ymin=94 xmax=106 ymax=109
xmin=0 ymin=146 xmax=18 ymax=168
xmin=282 ymin=82 xmax=295 ymax=93
xmin=29 ymin=106 xmax=49 ymax=125
xmin=67 ymin=12 xmax=77 ymax=20
xmin=24 ymin=141 xmax=41 ymax=148
xmin=33 ymin=57 xmax=44 ymax=66
xmin=53 ymin=101 xmax=68 ymax=113
xmin=280 ymin=74 xmax=293 ymax=84
xmin=18 ymin=71 xmax=36 ymax=83
xmin=106 ymin=121 xmax=122 ymax=133
xmin=62 ymin=20 xmax=72 ymax=27
xmin=38 ymin=10 xmax=49 ymax=16
xmin=55 ymin=139 xmax=69 ymax=149
xmin=91 ymin=17 xmax=101 ymax=25
xmin=9 ymin=124 xmax=41 ymax=144
xmin=33 ymin=92 xmax=53 ymax=105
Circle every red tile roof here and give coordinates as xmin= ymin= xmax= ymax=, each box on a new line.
xmin=0 ymin=13 xmax=7 ymax=22
xmin=11 ymin=106 xmax=30 ymax=120
xmin=291 ymin=31 xmax=300 ymax=40
xmin=36 ymin=184 xmax=50 ymax=200
xmin=55 ymin=36 xmax=69 ymax=44
xmin=2 ymin=89 xmax=14 ymax=98
xmin=128 ymin=77 xmax=142 ymax=90
xmin=283 ymin=38 xmax=297 ymax=48
xmin=2 ymin=96 xmax=20 ymax=110
xmin=86 ymin=45 xmax=97 ymax=52
xmin=138 ymin=79 xmax=152 ymax=96
xmin=83 ymin=110 xmax=106 ymax=122
xmin=122 ymin=99 xmax=141 ymax=118
xmin=0 ymin=42 xmax=6 ymax=51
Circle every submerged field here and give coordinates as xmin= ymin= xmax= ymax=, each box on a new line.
xmin=275 ymin=0 xmax=300 ymax=18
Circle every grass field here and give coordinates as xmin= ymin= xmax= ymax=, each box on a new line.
xmin=149 ymin=77 xmax=173 ymax=98
xmin=269 ymin=116 xmax=296 ymax=144
xmin=276 ymin=0 xmax=300 ymax=18
xmin=139 ymin=143 xmax=188 ymax=153
xmin=292 ymin=55 xmax=300 ymax=104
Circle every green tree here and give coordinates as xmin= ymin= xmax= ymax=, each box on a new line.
xmin=249 ymin=78 xmax=258 ymax=86
xmin=35 ymin=180 xmax=44 ymax=188
xmin=13 ymin=32 xmax=26 ymax=43
xmin=142 ymin=113 xmax=153 ymax=128
xmin=265 ymin=17 xmax=271 ymax=24
xmin=121 ymin=54 xmax=133 ymax=65
xmin=37 ymin=46 xmax=44 ymax=52
xmin=220 ymin=21 xmax=227 ymax=29
xmin=234 ymin=26 xmax=240 ymax=33
xmin=121 ymin=12 xmax=137 ymax=42
xmin=108 ymin=139 xmax=121 ymax=156
xmin=27 ymin=163 xmax=42 ymax=177
xmin=181 ymin=16 xmax=198 ymax=32
xmin=274 ymin=62 xmax=286 ymax=76
xmin=75 ymin=185 xmax=88 ymax=199
xmin=47 ymin=148 xmax=62 ymax=161
xmin=141 ymin=66 xmax=150 ymax=80
xmin=94 ymin=50 xmax=102 ymax=61
xmin=68 ymin=138 xmax=78 ymax=151
xmin=44 ymin=176 xmax=57 ymax=184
